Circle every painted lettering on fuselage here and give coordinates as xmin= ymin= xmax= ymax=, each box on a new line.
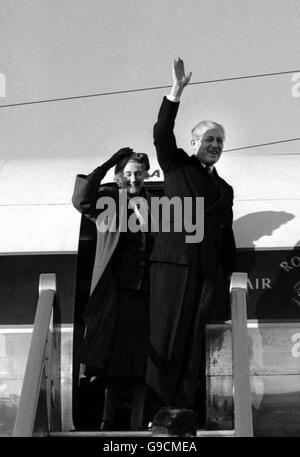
xmin=247 ymin=277 xmax=272 ymax=290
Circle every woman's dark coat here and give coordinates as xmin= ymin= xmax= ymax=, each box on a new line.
xmin=72 ymin=169 xmax=151 ymax=370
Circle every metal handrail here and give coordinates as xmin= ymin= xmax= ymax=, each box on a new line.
xmin=13 ymin=274 xmax=56 ymax=437
xmin=230 ymin=272 xmax=253 ymax=437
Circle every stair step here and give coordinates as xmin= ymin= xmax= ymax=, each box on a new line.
xmin=49 ymin=429 xmax=234 ymax=437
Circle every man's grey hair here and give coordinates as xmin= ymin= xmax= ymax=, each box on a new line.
xmin=191 ymin=120 xmax=225 ymax=140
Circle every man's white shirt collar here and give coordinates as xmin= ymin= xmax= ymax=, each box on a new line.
xmin=200 ymin=162 xmax=214 ymax=173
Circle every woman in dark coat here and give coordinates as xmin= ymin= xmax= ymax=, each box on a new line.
xmin=72 ymin=148 xmax=154 ymax=430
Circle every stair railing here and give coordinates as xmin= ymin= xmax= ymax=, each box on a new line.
xmin=230 ymin=272 xmax=253 ymax=437
xmin=13 ymin=274 xmax=56 ymax=437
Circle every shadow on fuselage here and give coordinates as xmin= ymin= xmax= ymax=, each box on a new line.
xmin=233 ymin=211 xmax=298 ymax=319
xmin=234 ymin=210 xmax=295 ymax=272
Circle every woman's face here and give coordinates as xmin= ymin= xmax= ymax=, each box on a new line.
xmin=119 ymin=161 xmax=147 ymax=195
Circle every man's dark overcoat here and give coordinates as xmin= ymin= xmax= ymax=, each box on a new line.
xmin=146 ymin=97 xmax=236 ymax=408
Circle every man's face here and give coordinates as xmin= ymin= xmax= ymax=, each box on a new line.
xmin=191 ymin=127 xmax=224 ymax=165
xmin=120 ymin=161 xmax=147 ymax=195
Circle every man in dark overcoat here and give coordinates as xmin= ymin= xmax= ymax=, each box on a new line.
xmin=146 ymin=58 xmax=236 ymax=414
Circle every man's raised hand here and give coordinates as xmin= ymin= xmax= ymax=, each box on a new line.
xmin=172 ymin=58 xmax=192 ymax=88
xmin=169 ymin=57 xmax=192 ymax=100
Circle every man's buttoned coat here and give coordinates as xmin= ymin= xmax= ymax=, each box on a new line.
xmin=146 ymin=97 xmax=236 ymax=407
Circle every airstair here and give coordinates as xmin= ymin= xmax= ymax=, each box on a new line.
xmin=12 ymin=273 xmax=252 ymax=438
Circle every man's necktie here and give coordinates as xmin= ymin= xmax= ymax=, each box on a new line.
xmin=205 ymin=165 xmax=219 ymax=189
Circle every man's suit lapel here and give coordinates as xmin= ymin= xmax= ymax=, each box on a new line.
xmin=185 ymin=156 xmax=222 ymax=201
xmin=212 ymin=168 xmax=224 ymax=200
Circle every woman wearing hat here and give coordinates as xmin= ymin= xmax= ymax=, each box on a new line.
xmin=72 ymin=148 xmax=153 ymax=430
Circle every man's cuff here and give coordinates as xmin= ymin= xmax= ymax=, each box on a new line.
xmin=166 ymin=94 xmax=180 ymax=103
